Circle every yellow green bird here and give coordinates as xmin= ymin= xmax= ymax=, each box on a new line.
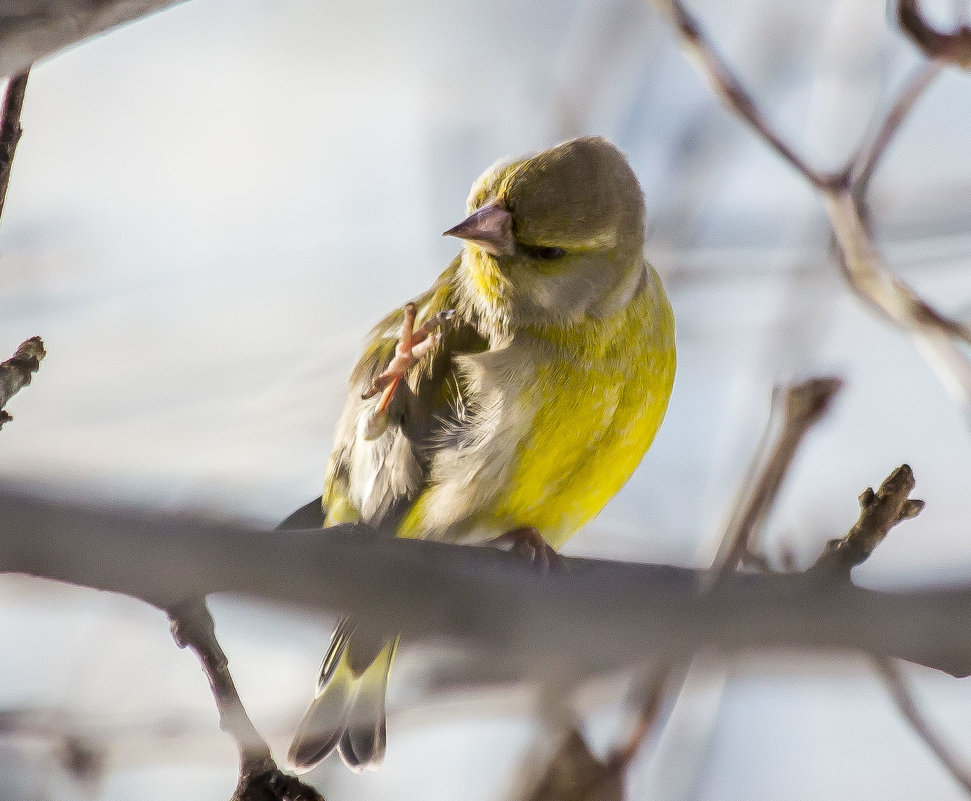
xmin=286 ymin=135 xmax=676 ymax=773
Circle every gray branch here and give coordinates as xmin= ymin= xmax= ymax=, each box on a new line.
xmin=0 ymin=0 xmax=187 ymax=77
xmin=0 ymin=489 xmax=970 ymax=681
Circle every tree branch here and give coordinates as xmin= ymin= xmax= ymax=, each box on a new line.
xmin=166 ymin=599 xmax=324 ymax=801
xmin=799 ymin=465 xmax=971 ymax=797
xmin=898 ymin=0 xmax=971 ymax=68
xmin=808 ymin=464 xmax=924 ymax=581
xmin=0 ymin=489 xmax=970 ymax=681
xmin=650 ymin=0 xmax=971 ymax=418
xmin=873 ymin=656 xmax=971 ymax=796
xmin=0 ymin=69 xmax=28 ymax=221
xmin=713 ymin=377 xmax=842 ymax=577
xmin=0 ymin=0 xmax=187 ymax=78
xmin=0 ymin=336 xmax=45 ymax=428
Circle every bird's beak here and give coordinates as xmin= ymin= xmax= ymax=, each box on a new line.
xmin=443 ymin=202 xmax=515 ymax=256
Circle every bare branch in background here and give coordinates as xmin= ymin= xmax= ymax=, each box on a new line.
xmin=0 ymin=336 xmax=45 ymax=428
xmin=713 ymin=377 xmax=842 ymax=578
xmin=0 ymin=0 xmax=187 ymax=77
xmin=649 ymin=0 xmax=971 ymax=420
xmin=873 ymin=657 xmax=971 ymax=797
xmin=849 ymin=60 xmax=942 ymax=201
xmin=0 ymin=69 xmax=28 ymax=220
xmin=898 ymin=0 xmax=971 ymax=68
xmin=649 ymin=0 xmax=834 ymax=187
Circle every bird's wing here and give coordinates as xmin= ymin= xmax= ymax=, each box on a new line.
xmin=322 ymin=256 xmax=487 ymax=533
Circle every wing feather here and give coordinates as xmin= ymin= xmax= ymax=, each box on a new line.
xmin=323 ymin=256 xmax=487 ymax=532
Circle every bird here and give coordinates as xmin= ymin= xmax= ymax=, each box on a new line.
xmin=285 ymin=135 xmax=676 ymax=773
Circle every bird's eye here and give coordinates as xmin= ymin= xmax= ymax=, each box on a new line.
xmin=526 ymin=245 xmax=566 ymax=260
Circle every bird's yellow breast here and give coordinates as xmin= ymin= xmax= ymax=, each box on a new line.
xmin=489 ymin=281 xmax=675 ymax=548
xmin=397 ymin=266 xmax=675 ymax=547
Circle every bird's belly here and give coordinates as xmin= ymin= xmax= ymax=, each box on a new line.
xmin=489 ymin=353 xmax=671 ymax=549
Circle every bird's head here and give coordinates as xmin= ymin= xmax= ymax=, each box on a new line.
xmin=445 ymin=136 xmax=646 ymax=331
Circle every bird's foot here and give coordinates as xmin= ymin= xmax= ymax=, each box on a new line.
xmin=360 ymin=303 xmax=454 ymax=441
xmin=361 ymin=303 xmax=455 ymax=411
xmin=494 ymin=527 xmax=564 ymax=573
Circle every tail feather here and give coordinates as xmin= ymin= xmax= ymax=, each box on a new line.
xmin=288 ymin=624 xmax=397 ymax=773
xmin=337 ymin=638 xmax=396 ymax=771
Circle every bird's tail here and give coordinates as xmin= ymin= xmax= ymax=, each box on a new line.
xmin=287 ymin=617 xmax=398 ymax=773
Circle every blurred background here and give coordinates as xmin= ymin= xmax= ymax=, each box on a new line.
xmin=1 ymin=0 xmax=971 ymax=797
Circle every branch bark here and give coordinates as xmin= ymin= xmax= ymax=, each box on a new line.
xmin=0 ymin=489 xmax=970 ymax=681
xmin=0 ymin=0 xmax=187 ymax=78
xmin=167 ymin=599 xmax=324 ymax=801
xmin=0 ymin=336 xmax=45 ymax=427
xmin=0 ymin=69 xmax=29 ymax=220
xmin=898 ymin=0 xmax=971 ymax=68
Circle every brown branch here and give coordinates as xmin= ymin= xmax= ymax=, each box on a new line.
xmin=0 ymin=69 xmax=28 ymax=222
xmin=0 ymin=336 xmax=45 ymax=428
xmin=648 ymin=0 xmax=835 ymax=188
xmin=522 ymin=728 xmax=624 ymax=801
xmin=808 ymin=464 xmax=924 ymax=580
xmin=898 ymin=0 xmax=971 ymax=68
xmin=873 ymin=656 xmax=971 ymax=796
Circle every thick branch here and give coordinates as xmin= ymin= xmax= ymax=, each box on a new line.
xmin=0 ymin=0 xmax=187 ymax=78
xmin=0 ymin=336 xmax=45 ymax=428
xmin=1 ymin=490 xmax=970 ymax=679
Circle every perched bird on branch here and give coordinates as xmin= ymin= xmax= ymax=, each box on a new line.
xmin=286 ymin=136 xmax=677 ymax=773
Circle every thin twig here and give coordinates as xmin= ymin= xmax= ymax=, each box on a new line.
xmin=168 ymin=598 xmax=324 ymax=801
xmin=0 ymin=69 xmax=28 ymax=222
xmin=648 ymin=0 xmax=835 ymax=188
xmin=873 ymin=656 xmax=971 ymax=797
xmin=168 ymin=598 xmax=273 ymax=773
xmin=808 ymin=464 xmax=923 ymax=580
xmin=898 ymin=0 xmax=971 ymax=68
xmin=849 ymin=60 xmax=942 ymax=199
xmin=800 ymin=466 xmax=971 ymax=798
xmin=0 ymin=336 xmax=45 ymax=428
xmin=608 ymin=671 xmax=668 ymax=771
xmin=712 ymin=377 xmax=843 ymax=579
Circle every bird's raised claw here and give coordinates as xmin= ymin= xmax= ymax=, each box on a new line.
xmin=359 ymin=304 xmax=455 ymax=440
